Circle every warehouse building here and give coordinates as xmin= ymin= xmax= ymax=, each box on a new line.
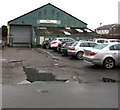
xmin=8 ymin=3 xmax=99 ymax=47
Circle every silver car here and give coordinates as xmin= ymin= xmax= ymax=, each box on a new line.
xmin=83 ymin=43 xmax=120 ymax=69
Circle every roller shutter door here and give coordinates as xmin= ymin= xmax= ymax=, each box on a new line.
xmin=10 ymin=25 xmax=32 ymax=47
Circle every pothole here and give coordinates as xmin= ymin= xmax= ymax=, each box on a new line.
xmin=21 ymin=66 xmax=118 ymax=84
xmin=102 ymin=78 xmax=117 ymax=83
xmin=17 ymin=80 xmax=31 ymax=85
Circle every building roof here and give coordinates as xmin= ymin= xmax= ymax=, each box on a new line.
xmin=96 ymin=24 xmax=120 ymax=30
xmin=8 ymin=3 xmax=87 ymax=27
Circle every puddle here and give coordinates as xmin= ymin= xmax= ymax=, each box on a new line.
xmin=22 ymin=66 xmax=67 ymax=83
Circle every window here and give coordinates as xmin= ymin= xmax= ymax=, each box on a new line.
xmin=80 ymin=43 xmax=89 ymax=47
xmin=104 ymin=40 xmax=108 ymax=43
xmin=89 ymin=43 xmax=97 ymax=47
xmin=93 ymin=44 xmax=108 ymax=50
xmin=110 ymin=40 xmax=120 ymax=42
xmin=69 ymin=39 xmax=74 ymax=42
xmin=97 ymin=40 xmax=104 ymax=43
xmin=109 ymin=44 xmax=120 ymax=50
xmin=72 ymin=42 xmax=78 ymax=46
xmin=59 ymin=39 xmax=63 ymax=41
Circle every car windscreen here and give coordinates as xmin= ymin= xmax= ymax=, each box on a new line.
xmin=71 ymin=42 xmax=78 ymax=46
xmin=93 ymin=44 xmax=108 ymax=49
xmin=67 ymin=42 xmax=74 ymax=46
xmin=65 ymin=42 xmax=73 ymax=46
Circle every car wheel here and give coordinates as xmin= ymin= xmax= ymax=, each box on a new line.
xmin=103 ymin=58 xmax=115 ymax=69
xmin=76 ymin=51 xmax=83 ymax=60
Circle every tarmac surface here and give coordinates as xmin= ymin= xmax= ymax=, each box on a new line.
xmin=1 ymin=47 xmax=119 ymax=108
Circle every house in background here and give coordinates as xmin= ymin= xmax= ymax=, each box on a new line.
xmin=95 ymin=24 xmax=120 ymax=39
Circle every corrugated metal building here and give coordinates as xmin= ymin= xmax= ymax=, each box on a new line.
xmin=8 ymin=3 xmax=99 ymax=47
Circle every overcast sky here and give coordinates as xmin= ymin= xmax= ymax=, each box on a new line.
xmin=0 ymin=0 xmax=119 ymax=29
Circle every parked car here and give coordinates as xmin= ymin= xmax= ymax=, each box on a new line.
xmin=83 ymin=43 xmax=120 ymax=69
xmin=67 ymin=40 xmax=97 ymax=59
xmin=50 ymin=37 xmax=75 ymax=50
xmin=61 ymin=41 xmax=76 ymax=55
xmin=0 ymin=40 xmax=4 ymax=48
xmin=93 ymin=38 xmax=120 ymax=44
xmin=57 ymin=41 xmax=67 ymax=52
xmin=41 ymin=39 xmax=52 ymax=49
xmin=57 ymin=39 xmax=75 ymax=52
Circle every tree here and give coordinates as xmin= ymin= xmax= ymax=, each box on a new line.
xmin=2 ymin=25 xmax=8 ymax=38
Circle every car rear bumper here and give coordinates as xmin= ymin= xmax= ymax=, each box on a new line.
xmin=67 ymin=50 xmax=76 ymax=56
xmin=50 ymin=44 xmax=58 ymax=48
xmin=83 ymin=55 xmax=102 ymax=65
xmin=61 ymin=48 xmax=68 ymax=54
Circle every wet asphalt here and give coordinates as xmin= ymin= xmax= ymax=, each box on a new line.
xmin=2 ymin=47 xmax=119 ymax=108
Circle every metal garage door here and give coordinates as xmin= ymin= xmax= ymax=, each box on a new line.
xmin=10 ymin=25 xmax=32 ymax=47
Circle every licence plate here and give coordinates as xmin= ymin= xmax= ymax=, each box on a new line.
xmin=85 ymin=53 xmax=90 ymax=56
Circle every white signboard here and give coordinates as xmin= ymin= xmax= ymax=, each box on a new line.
xmin=37 ymin=20 xmax=61 ymax=24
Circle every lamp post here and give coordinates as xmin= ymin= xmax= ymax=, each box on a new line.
xmin=100 ymin=23 xmax=102 ymax=26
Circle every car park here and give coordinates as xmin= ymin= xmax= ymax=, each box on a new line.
xmin=67 ymin=40 xmax=97 ymax=59
xmin=50 ymin=37 xmax=75 ymax=50
xmin=83 ymin=43 xmax=120 ymax=69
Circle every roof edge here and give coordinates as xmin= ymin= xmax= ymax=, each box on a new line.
xmin=8 ymin=3 xmax=87 ymax=26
